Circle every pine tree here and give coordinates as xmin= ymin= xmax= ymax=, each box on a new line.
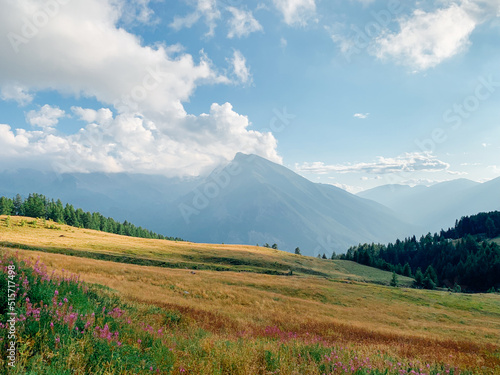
xmin=424 ymin=265 xmax=438 ymax=285
xmin=0 ymin=197 xmax=14 ymax=215
xmin=22 ymin=193 xmax=46 ymax=218
xmin=422 ymin=275 xmax=436 ymax=290
xmin=13 ymin=194 xmax=23 ymax=215
xmin=390 ymin=271 xmax=399 ymax=287
xmin=294 ymin=247 xmax=301 ymax=255
xmin=414 ymin=268 xmax=424 ymax=288
xmin=322 ymin=253 xmax=327 ymax=259
xmin=402 ymin=262 xmax=412 ymax=277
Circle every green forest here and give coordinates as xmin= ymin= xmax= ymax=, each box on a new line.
xmin=342 ymin=211 xmax=500 ymax=292
xmin=0 ymin=193 xmax=183 ymax=241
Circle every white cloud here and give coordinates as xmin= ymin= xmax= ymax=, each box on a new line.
xmin=0 ymin=0 xmax=280 ymax=175
xmin=1 ymin=1 xmax=226 ymax=118
xmin=116 ymin=0 xmax=158 ymax=25
xmin=460 ymin=162 xmax=482 ymax=166
xmin=0 ymin=84 xmax=33 ymax=106
xmin=227 ymin=7 xmax=263 ymax=38
xmin=230 ymin=50 xmax=252 ymax=85
xmin=0 ymin=103 xmax=281 ymax=176
xmin=272 ymin=0 xmax=316 ymax=26
xmin=170 ymin=0 xmax=220 ymax=37
xmin=399 ymin=178 xmax=445 ymax=186
xmin=374 ymin=1 xmax=498 ymax=71
xmin=71 ymin=107 xmax=113 ymax=125
xmin=447 ymin=170 xmax=468 ymax=175
xmin=26 ymin=105 xmax=66 ymax=131
xmin=296 ymin=152 xmax=450 ymax=175
xmin=0 ymin=125 xmax=30 ymax=154
xmin=354 ymin=113 xmax=369 ymax=119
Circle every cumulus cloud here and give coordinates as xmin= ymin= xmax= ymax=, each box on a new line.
xmin=230 ymin=50 xmax=252 ymax=85
xmin=0 ymin=125 xmax=30 ymax=155
xmin=1 ymin=0 xmax=226 ymax=118
xmin=272 ymin=0 xmax=316 ymax=26
xmin=26 ymin=105 xmax=66 ymax=131
xmin=295 ymin=152 xmax=450 ymax=175
xmin=0 ymin=0 xmax=280 ymax=175
xmin=227 ymin=7 xmax=263 ymax=38
xmin=375 ymin=1 xmax=500 ymax=71
xmin=0 ymin=103 xmax=280 ymax=176
xmin=0 ymin=84 xmax=33 ymax=106
xmin=71 ymin=107 xmax=113 ymax=125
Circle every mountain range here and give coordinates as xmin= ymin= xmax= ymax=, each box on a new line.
xmin=358 ymin=177 xmax=500 ymax=233
xmin=1 ymin=153 xmax=499 ymax=256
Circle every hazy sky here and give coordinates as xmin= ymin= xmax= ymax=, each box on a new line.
xmin=1 ymin=0 xmax=499 ymax=192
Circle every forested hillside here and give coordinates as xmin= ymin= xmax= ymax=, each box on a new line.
xmin=441 ymin=211 xmax=500 ymax=239
xmin=342 ymin=211 xmax=500 ymax=292
xmin=0 ymin=193 xmax=182 ymax=241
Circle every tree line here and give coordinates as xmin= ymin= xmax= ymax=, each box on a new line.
xmin=341 ymin=211 xmax=500 ymax=292
xmin=441 ymin=211 xmax=500 ymax=239
xmin=0 ymin=193 xmax=183 ymax=241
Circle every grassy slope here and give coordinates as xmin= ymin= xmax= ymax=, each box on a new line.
xmin=0 ymin=216 xmax=414 ymax=285
xmin=1 ymin=216 xmax=500 ymax=373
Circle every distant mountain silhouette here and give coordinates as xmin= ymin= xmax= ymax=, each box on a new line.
xmin=358 ymin=177 xmax=500 ymax=232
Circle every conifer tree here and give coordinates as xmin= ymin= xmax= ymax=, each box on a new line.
xmin=414 ymin=268 xmax=424 ymax=288
xmin=402 ymin=262 xmax=412 ymax=277
xmin=390 ymin=271 xmax=399 ymax=287
xmin=0 ymin=197 xmax=14 ymax=215
xmin=13 ymin=194 xmax=23 ymax=215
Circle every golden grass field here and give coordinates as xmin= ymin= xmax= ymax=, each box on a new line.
xmin=1 ymin=215 xmax=500 ymax=373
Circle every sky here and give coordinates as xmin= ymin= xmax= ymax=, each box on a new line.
xmin=0 ymin=0 xmax=499 ymax=193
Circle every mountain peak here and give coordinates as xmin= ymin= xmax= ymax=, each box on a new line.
xmin=233 ymin=152 xmax=250 ymax=160
xmin=232 ymin=152 xmax=268 ymax=164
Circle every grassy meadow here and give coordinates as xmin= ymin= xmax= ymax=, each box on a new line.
xmin=1 ymin=216 xmax=499 ymax=374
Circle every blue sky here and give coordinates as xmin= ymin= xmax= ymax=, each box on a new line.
xmin=0 ymin=0 xmax=499 ymax=192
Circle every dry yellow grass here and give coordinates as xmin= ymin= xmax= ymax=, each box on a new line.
xmin=0 ymin=215 xmax=414 ymax=283
xmin=1 ymin=215 xmax=499 ymax=371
